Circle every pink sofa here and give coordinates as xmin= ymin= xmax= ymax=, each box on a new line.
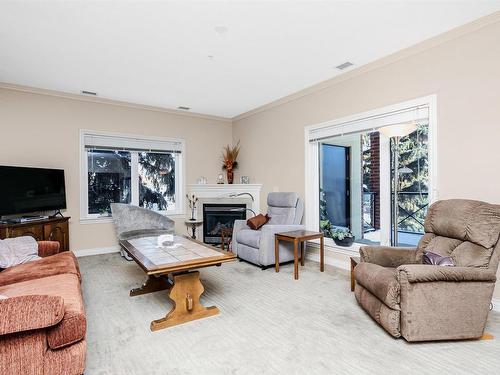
xmin=0 ymin=241 xmax=86 ymax=374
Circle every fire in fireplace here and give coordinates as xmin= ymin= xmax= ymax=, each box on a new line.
xmin=203 ymin=203 xmax=246 ymax=245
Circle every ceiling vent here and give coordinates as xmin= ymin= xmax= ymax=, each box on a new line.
xmin=81 ymin=90 xmax=97 ymax=96
xmin=336 ymin=62 xmax=354 ymax=70
xmin=177 ymin=106 xmax=190 ymax=111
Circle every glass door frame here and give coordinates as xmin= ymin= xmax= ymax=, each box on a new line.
xmin=304 ymin=95 xmax=437 ymax=253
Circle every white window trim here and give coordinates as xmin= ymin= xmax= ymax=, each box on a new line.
xmin=79 ymin=129 xmax=186 ymax=223
xmin=304 ymin=95 xmax=438 ymax=254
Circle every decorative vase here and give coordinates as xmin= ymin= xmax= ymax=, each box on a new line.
xmin=189 ymin=205 xmax=196 ymax=221
xmin=333 ymin=236 xmax=355 ymax=247
xmin=226 ymin=168 xmax=234 ymax=184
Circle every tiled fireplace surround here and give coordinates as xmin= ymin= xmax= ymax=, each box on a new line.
xmin=187 ymin=184 xmax=263 ymax=242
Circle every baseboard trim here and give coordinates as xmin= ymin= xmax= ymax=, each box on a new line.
xmin=305 ymin=243 xmax=350 ymax=271
xmin=73 ymin=245 xmax=120 ymax=257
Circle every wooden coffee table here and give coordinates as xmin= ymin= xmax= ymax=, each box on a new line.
xmin=119 ymin=235 xmax=236 ymax=331
xmin=274 ymin=230 xmax=324 ymax=280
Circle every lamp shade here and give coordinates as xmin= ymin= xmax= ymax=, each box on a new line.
xmin=379 ymin=122 xmax=417 ymax=138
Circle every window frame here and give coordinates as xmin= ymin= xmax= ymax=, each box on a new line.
xmin=304 ymin=95 xmax=437 ymax=253
xmin=79 ymin=130 xmax=185 ymax=223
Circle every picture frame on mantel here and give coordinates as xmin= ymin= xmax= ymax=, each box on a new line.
xmin=240 ymin=176 xmax=250 ymax=184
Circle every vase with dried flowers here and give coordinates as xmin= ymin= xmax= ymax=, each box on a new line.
xmin=186 ymin=194 xmax=198 ymax=221
xmin=221 ymin=140 xmax=240 ymax=184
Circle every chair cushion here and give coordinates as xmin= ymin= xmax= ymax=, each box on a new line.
xmin=236 ymin=229 xmax=261 ymax=249
xmin=418 ymin=233 xmax=493 ymax=268
xmin=0 ymin=273 xmax=86 ymax=350
xmin=0 ymin=252 xmax=81 ymax=286
xmin=267 ymin=192 xmax=299 ymax=207
xmin=355 ymin=262 xmax=400 ymax=310
xmin=424 ymin=200 xmax=500 ymax=249
xmin=355 ymin=284 xmax=400 ymax=337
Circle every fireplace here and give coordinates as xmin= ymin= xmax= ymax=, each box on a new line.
xmin=203 ymin=203 xmax=246 ymax=245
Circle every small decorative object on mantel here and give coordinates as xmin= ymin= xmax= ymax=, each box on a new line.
xmin=221 ymin=140 xmax=240 ymax=184
xmin=197 ymin=176 xmax=207 ymax=184
xmin=186 ymin=194 xmax=198 ymax=221
xmin=320 ymin=220 xmax=355 ymax=247
xmin=240 ymin=176 xmax=250 ymax=184
xmin=217 ymin=173 xmax=224 ymax=184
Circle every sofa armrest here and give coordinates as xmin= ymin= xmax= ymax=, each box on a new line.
xmin=37 ymin=241 xmax=61 ymax=257
xmin=360 ymin=246 xmax=418 ymax=268
xmin=0 ymin=295 xmax=65 ymax=336
xmin=397 ymin=264 xmax=497 ymax=283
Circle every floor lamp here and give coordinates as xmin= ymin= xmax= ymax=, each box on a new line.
xmin=379 ymin=123 xmax=417 ymax=246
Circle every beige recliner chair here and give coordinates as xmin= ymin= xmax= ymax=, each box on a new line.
xmin=355 ymin=199 xmax=500 ymax=342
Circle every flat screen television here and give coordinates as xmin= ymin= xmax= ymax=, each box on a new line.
xmin=0 ymin=165 xmax=66 ymax=216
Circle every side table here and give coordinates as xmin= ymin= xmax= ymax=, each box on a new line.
xmin=275 ymin=230 xmax=324 ymax=280
xmin=185 ymin=220 xmax=203 ymax=240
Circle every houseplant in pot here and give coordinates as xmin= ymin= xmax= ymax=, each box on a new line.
xmin=320 ymin=220 xmax=355 ymax=247
xmin=331 ymin=228 xmax=355 ymax=247
xmin=221 ymin=140 xmax=240 ymax=184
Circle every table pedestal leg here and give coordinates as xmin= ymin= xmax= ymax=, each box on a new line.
xmin=150 ymin=271 xmax=219 ymax=331
xmin=130 ymin=275 xmax=170 ymax=296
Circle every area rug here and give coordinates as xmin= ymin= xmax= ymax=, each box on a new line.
xmin=79 ymin=253 xmax=500 ymax=374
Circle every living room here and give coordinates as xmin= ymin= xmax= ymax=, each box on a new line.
xmin=1 ymin=1 xmax=500 ymax=374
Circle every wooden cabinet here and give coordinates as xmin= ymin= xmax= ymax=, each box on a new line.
xmin=0 ymin=217 xmax=70 ymax=251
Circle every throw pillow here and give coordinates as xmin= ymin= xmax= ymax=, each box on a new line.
xmin=0 ymin=236 xmax=40 ymax=269
xmin=423 ymin=251 xmax=454 ymax=267
xmin=247 ymin=214 xmax=271 ymax=230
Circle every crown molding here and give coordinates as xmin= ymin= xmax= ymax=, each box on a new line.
xmin=0 ymin=82 xmax=232 ymax=123
xmin=232 ymin=11 xmax=500 ymax=122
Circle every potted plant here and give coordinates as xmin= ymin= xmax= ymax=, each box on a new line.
xmin=320 ymin=220 xmax=355 ymax=247
xmin=221 ymin=141 xmax=240 ymax=184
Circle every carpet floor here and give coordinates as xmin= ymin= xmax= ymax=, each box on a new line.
xmin=79 ymin=253 xmax=500 ymax=375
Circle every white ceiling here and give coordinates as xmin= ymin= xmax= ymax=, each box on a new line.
xmin=1 ymin=1 xmax=499 ymax=118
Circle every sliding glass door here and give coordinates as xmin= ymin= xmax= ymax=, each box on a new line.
xmin=314 ymin=115 xmax=430 ymax=247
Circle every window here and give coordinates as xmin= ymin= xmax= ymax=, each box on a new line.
xmin=81 ymin=131 xmax=184 ymax=220
xmin=306 ymin=96 xmax=436 ymax=250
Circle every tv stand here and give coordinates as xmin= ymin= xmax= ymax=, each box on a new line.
xmin=0 ymin=217 xmax=70 ymax=251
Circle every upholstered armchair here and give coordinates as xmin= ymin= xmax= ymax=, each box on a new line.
xmin=232 ymin=192 xmax=304 ymax=268
xmin=355 ymin=199 xmax=500 ymax=342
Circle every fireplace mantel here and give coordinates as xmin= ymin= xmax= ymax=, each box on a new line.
xmin=186 ymin=184 xmax=262 ymax=240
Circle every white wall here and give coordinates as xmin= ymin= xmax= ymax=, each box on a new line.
xmin=232 ymin=16 xmax=500 ymax=297
xmin=0 ymin=87 xmax=232 ymax=252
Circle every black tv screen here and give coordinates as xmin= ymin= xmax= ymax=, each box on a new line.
xmin=0 ymin=165 xmax=66 ymax=216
